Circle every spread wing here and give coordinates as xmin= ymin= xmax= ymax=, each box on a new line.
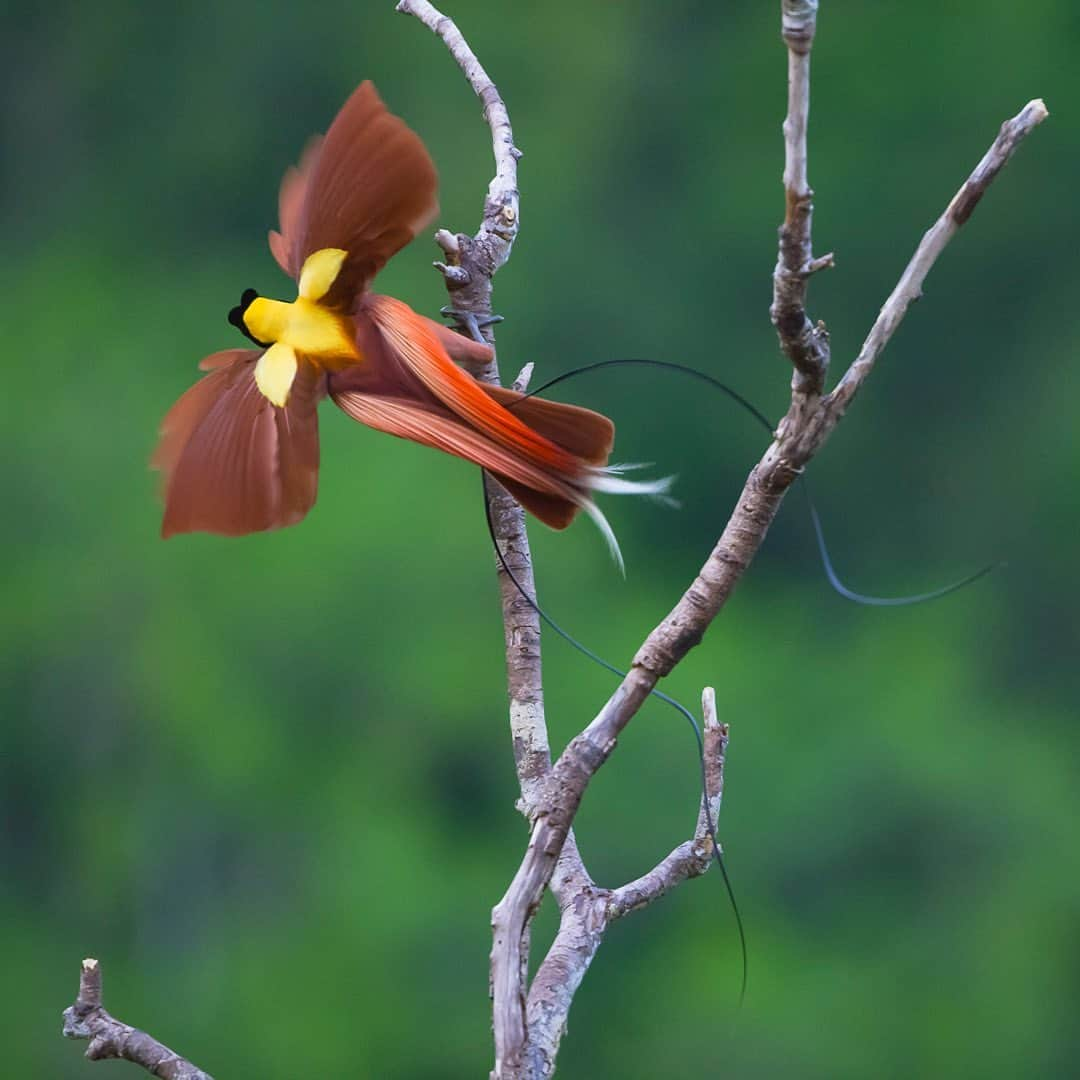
xmin=268 ymin=81 xmax=439 ymax=307
xmin=153 ymin=350 xmax=324 ymax=538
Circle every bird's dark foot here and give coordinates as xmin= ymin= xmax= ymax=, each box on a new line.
xmin=440 ymin=307 xmax=504 ymax=344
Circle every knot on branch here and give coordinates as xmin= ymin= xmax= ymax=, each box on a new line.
xmin=781 ymin=0 xmax=818 ymax=53
xmin=485 ymin=195 xmax=519 ymax=240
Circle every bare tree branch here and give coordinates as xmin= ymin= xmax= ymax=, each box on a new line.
xmin=522 ymin=690 xmax=730 ymax=1077
xmin=393 ymin=2 xmax=551 ymax=1069
xmin=397 ymin=16 xmax=751 ymax=1074
xmin=608 ymin=689 xmax=728 ymax=920
xmin=395 ymin=1 xmax=547 ymax=817
xmin=59 ymin=5 xmax=1045 ymax=1077
xmin=62 ymin=959 xmax=212 ymax=1080
xmin=827 ymin=98 xmax=1049 ymax=415
xmin=482 ymin=50 xmax=1045 ymax=1080
xmin=770 ymin=0 xmax=833 ymax=397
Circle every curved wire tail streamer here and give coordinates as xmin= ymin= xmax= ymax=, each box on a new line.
xmin=523 ymin=358 xmax=1000 ymax=606
xmin=481 ymin=479 xmax=748 ymax=1005
xmin=478 ymin=353 xmax=1003 ymax=1007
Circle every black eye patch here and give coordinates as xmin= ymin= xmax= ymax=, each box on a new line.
xmin=227 ymin=288 xmax=272 ymax=348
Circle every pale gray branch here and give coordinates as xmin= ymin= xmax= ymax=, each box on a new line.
xmin=62 ymin=959 xmax=212 ymax=1080
xmin=770 ymin=0 xmax=832 ymax=395
xmin=828 ymin=98 xmax=1049 ymax=416
xmin=395 ymin=3 xmax=545 ymax=1073
xmin=608 ymin=688 xmax=728 ymax=920
xmin=395 ymin=0 xmax=543 ymax=808
xmin=400 ymin=5 xmax=1047 ymax=1080
xmin=396 ymin=0 xmax=520 ymax=285
xmin=486 ymin=78 xmax=1045 ymax=1080
xmin=522 ymin=693 xmax=729 ymax=1077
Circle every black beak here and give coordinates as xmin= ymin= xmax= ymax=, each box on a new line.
xmin=228 ymin=288 xmax=271 ymax=348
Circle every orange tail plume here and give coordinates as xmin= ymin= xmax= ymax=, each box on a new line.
xmin=478 ymin=384 xmax=616 ymax=529
xmin=154 ymin=351 xmax=324 ymax=538
xmin=360 ymin=295 xmax=584 ymax=476
xmin=330 ymin=304 xmax=674 ymax=569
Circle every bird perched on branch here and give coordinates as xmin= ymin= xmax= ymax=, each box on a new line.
xmin=154 ymin=81 xmax=669 ymax=565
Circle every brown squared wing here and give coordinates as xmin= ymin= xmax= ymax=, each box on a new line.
xmin=154 ymin=351 xmax=324 ymax=538
xmin=268 ymin=81 xmax=439 ymax=305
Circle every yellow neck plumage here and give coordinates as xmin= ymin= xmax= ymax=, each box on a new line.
xmin=244 ymin=248 xmax=361 ymax=407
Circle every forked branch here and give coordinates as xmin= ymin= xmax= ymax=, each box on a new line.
xmin=395 ymin=5 xmax=751 ymax=1078
xmin=61 ymin=5 xmax=1046 ymax=1078
xmin=398 ymin=4 xmax=1047 ymax=1079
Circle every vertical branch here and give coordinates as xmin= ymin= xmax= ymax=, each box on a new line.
xmin=393 ymin=4 xmax=543 ymax=805
xmin=395 ymin=1 xmax=548 ymax=1071
xmin=394 ymin=2 xmax=546 ymax=808
xmin=770 ymin=0 xmax=833 ymax=398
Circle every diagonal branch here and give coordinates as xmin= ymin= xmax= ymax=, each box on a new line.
xmin=488 ymin=79 xmax=1046 ymax=1080
xmin=400 ymin=4 xmax=1047 ymax=1079
xmin=827 ymin=98 xmax=1049 ymax=416
xmin=521 ymin=690 xmax=729 ymax=1078
xmin=784 ymin=97 xmax=1050 ymax=459
xmin=62 ymin=959 xmax=213 ymax=1080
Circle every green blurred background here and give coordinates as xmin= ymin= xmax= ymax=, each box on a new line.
xmin=3 ymin=1 xmax=1077 ymax=1076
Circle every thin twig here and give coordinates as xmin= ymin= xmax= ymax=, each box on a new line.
xmin=828 ymin=98 xmax=1049 ymax=414
xmin=608 ymin=689 xmax=728 ymax=919
xmin=770 ymin=0 xmax=833 ymax=396
xmin=62 ymin=959 xmax=212 ymax=1080
xmin=522 ymin=693 xmax=729 ymax=1077
xmin=396 ymin=0 xmax=521 ymax=288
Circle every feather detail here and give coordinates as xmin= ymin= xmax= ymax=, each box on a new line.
xmin=268 ymin=82 xmax=438 ymax=306
xmin=480 ymin=385 xmax=614 ymax=467
xmin=154 ymin=351 xmax=323 ymax=538
xmin=361 ymin=295 xmax=582 ymax=477
xmin=269 ymin=136 xmax=322 ymax=277
xmin=417 ymin=314 xmax=495 ymax=367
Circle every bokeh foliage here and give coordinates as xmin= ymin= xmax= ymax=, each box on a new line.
xmin=2 ymin=1 xmax=1078 ymax=1076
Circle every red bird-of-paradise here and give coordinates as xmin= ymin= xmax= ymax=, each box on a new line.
xmin=154 ymin=82 xmax=670 ymax=567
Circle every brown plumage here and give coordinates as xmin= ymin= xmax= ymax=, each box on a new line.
xmin=155 ymin=350 xmax=323 ymax=538
xmin=154 ymin=81 xmax=667 ymax=562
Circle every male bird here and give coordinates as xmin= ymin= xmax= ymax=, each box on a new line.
xmin=154 ymin=81 xmax=669 ymax=565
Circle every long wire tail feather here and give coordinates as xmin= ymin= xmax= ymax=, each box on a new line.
xmin=477 ymin=353 xmax=1001 ymax=1009
xmin=482 ymin=476 xmax=748 ymax=1005
xmin=801 ymin=480 xmax=1003 ymax=606
xmin=521 ymin=357 xmax=1000 ymax=606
